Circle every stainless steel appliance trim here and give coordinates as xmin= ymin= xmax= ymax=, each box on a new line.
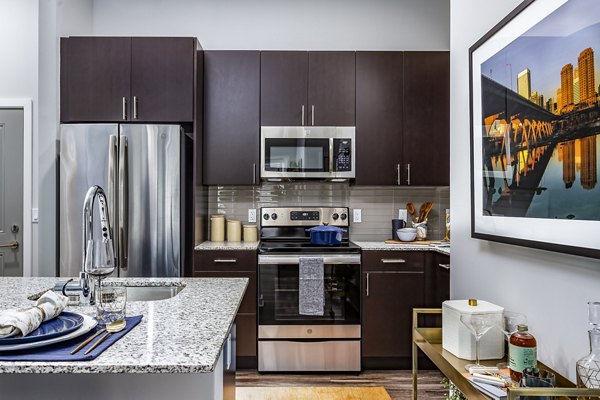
xmin=133 ymin=96 xmax=138 ymax=120
xmin=407 ymin=163 xmax=411 ymax=185
xmin=366 ymin=272 xmax=369 ymax=296
xmin=381 ymin=258 xmax=406 ymax=264
xmin=108 ymin=135 xmax=118 ymax=246
xmin=122 ymin=97 xmax=127 ymax=120
xmin=438 ymin=263 xmax=450 ymax=270
xmin=260 ymin=207 xmax=350 ymax=227
xmin=118 ymin=135 xmax=129 ymax=270
xmin=328 ymin=138 xmax=334 ymax=173
xmin=258 ymin=340 xmax=361 ymax=372
xmin=258 ymin=254 xmax=361 ymax=265
xmin=214 ymin=259 xmax=237 ymax=264
xmin=311 ymin=105 xmax=315 ymax=126
xmin=258 ymin=324 xmax=361 ymax=339
xmin=260 ymin=126 xmax=355 ymax=180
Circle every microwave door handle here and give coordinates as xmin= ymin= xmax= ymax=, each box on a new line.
xmin=329 ymin=139 xmax=334 ymax=173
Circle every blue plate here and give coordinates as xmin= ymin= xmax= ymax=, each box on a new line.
xmin=0 ymin=312 xmax=84 ymax=345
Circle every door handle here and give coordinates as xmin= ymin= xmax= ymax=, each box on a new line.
xmin=122 ymin=97 xmax=127 ymax=120
xmin=406 ymin=163 xmax=411 ymax=185
xmin=133 ymin=96 xmax=138 ymax=120
xmin=301 ymin=105 xmax=305 ymax=126
xmin=311 ymin=105 xmax=315 ymax=126
xmin=118 ymin=135 xmax=129 ymax=270
xmin=381 ymin=258 xmax=406 ymax=264
xmin=108 ymin=135 xmax=118 ymax=243
xmin=253 ymin=163 xmax=257 ymax=185
xmin=0 ymin=240 xmax=18 ymax=249
xmin=366 ymin=272 xmax=370 ymax=297
xmin=214 ymin=259 xmax=237 ymax=264
xmin=438 ymin=263 xmax=450 ymax=270
xmin=396 ymin=164 xmax=401 ymax=185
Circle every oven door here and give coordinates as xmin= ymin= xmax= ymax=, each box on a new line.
xmin=258 ymin=254 xmax=361 ymax=330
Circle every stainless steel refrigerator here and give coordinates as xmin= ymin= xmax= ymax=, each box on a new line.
xmin=59 ymin=124 xmax=188 ymax=278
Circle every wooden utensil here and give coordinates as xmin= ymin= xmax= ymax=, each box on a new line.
xmin=417 ymin=202 xmax=428 ymax=222
xmin=422 ymin=202 xmax=434 ymax=222
xmin=406 ymin=203 xmax=416 ymax=223
xmin=84 ymin=320 xmax=127 ymax=355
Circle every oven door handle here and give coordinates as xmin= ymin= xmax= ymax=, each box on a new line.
xmin=258 ymin=254 xmax=361 ymax=265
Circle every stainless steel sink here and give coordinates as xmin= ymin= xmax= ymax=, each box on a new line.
xmin=125 ymin=285 xmax=184 ymax=302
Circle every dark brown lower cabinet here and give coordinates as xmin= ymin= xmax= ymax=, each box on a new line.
xmin=194 ymin=250 xmax=257 ymax=369
xmin=361 ymin=251 xmax=426 ymax=369
xmin=435 ymin=253 xmax=450 ymax=306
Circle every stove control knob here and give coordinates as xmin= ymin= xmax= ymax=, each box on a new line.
xmin=271 ymin=213 xmax=278 ymax=220
xmin=263 ymin=213 xmax=270 ymax=220
xmin=332 ymin=213 xmax=339 ymax=220
xmin=340 ymin=213 xmax=347 ymax=220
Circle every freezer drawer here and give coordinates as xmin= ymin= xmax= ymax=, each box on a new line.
xmin=258 ymin=340 xmax=360 ymax=372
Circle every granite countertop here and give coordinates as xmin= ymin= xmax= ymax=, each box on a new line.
xmin=353 ymin=241 xmax=451 ymax=256
xmin=0 ymin=277 xmax=248 ymax=374
xmin=195 ymin=241 xmax=260 ymax=251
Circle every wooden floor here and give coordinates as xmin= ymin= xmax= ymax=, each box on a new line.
xmin=236 ymin=370 xmax=447 ymax=400
xmin=237 ymin=386 xmax=391 ymax=400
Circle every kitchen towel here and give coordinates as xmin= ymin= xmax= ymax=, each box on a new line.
xmin=0 ymin=290 xmax=69 ymax=338
xmin=0 ymin=315 xmax=143 ymax=361
xmin=298 ymin=257 xmax=324 ymax=316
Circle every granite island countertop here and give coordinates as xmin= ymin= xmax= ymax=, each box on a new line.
xmin=0 ymin=277 xmax=248 ymax=374
xmin=195 ymin=241 xmax=260 ymax=251
xmin=353 ymin=241 xmax=451 ymax=256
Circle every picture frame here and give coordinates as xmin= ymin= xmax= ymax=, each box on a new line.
xmin=469 ymin=0 xmax=600 ymax=259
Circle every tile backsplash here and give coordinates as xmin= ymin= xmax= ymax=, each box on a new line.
xmin=204 ymin=183 xmax=449 ymax=242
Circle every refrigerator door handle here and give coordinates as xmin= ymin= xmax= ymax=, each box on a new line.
xmin=118 ymin=135 xmax=129 ymax=271
xmin=107 ymin=135 xmax=118 ymax=247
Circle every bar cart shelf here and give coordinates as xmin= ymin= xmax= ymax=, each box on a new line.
xmin=412 ymin=308 xmax=600 ymax=400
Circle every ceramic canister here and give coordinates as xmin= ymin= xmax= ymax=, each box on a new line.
xmin=210 ymin=215 xmax=225 ymax=242
xmin=243 ymin=224 xmax=258 ymax=242
xmin=227 ymin=219 xmax=242 ymax=242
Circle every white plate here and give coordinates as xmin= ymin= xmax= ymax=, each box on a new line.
xmin=0 ymin=313 xmax=97 ymax=352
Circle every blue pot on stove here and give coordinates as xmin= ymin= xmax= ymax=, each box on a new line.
xmin=305 ymin=224 xmax=347 ymax=246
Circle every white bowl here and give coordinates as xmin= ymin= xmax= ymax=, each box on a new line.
xmin=396 ymin=228 xmax=417 ymax=242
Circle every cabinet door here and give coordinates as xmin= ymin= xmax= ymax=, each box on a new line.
xmin=60 ymin=37 xmax=131 ymax=122
xmin=203 ymin=51 xmax=260 ymax=185
xmin=260 ymin=51 xmax=308 ymax=126
xmin=131 ymin=37 xmax=195 ymax=122
xmin=362 ymin=271 xmax=425 ymax=358
xmin=403 ymin=52 xmax=450 ymax=186
xmin=355 ymin=52 xmax=404 ymax=185
xmin=435 ymin=253 xmax=450 ymax=306
xmin=308 ymin=52 xmax=356 ymax=126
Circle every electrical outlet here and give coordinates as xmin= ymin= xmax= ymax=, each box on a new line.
xmin=353 ymin=209 xmax=362 ymax=223
xmin=248 ymin=209 xmax=257 ymax=223
xmin=398 ymin=209 xmax=408 ymax=222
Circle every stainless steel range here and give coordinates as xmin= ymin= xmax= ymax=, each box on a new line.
xmin=257 ymin=207 xmax=361 ymax=372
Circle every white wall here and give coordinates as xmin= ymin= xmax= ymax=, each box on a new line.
xmin=91 ymin=0 xmax=450 ymax=50
xmin=450 ymin=0 xmax=600 ymax=381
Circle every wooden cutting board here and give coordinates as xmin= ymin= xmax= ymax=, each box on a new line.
xmin=384 ymin=240 xmax=440 ymax=245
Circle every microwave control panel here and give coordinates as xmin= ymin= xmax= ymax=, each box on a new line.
xmin=333 ymin=139 xmax=352 ymax=172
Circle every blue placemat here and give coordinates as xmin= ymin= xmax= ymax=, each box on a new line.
xmin=0 ymin=315 xmax=143 ymax=361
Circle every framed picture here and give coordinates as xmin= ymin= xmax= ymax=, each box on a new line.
xmin=470 ymin=0 xmax=600 ymax=258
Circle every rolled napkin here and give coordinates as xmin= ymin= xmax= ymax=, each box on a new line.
xmin=0 ymin=291 xmax=69 ymax=338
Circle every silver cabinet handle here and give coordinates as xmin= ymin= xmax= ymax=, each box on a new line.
xmin=118 ymin=135 xmax=129 ymax=270
xmin=438 ymin=263 xmax=450 ymax=270
xmin=381 ymin=258 xmax=406 ymax=264
xmin=122 ymin=97 xmax=127 ymax=120
xmin=0 ymin=240 xmax=18 ymax=249
xmin=133 ymin=96 xmax=138 ymax=120
xmin=311 ymin=105 xmax=315 ymax=126
xmin=253 ymin=163 xmax=257 ymax=185
xmin=366 ymin=272 xmax=370 ymax=297
xmin=301 ymin=105 xmax=305 ymax=126
xmin=406 ymin=163 xmax=411 ymax=185
xmin=214 ymin=259 xmax=237 ymax=264
xmin=396 ymin=164 xmax=401 ymax=185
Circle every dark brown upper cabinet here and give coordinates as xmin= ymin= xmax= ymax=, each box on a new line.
xmin=355 ymin=52 xmax=404 ymax=185
xmin=403 ymin=51 xmax=450 ymax=186
xmin=203 ymin=51 xmax=260 ymax=186
xmin=355 ymin=51 xmax=449 ymax=186
xmin=260 ymin=51 xmax=355 ymax=126
xmin=60 ymin=37 xmax=197 ymax=123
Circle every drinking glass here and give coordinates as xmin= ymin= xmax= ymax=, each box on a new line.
xmin=460 ymin=313 xmax=502 ymax=371
xmin=496 ymin=311 xmax=527 ymax=369
xmin=95 ymin=286 xmax=127 ymax=328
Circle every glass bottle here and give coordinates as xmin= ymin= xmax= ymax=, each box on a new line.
xmin=576 ymin=301 xmax=600 ymax=388
xmin=509 ymin=324 xmax=537 ymax=383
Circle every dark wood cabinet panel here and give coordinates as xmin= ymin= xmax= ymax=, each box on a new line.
xmin=355 ymin=52 xmax=404 ymax=185
xmin=60 ymin=37 xmax=131 ymax=122
xmin=131 ymin=37 xmax=195 ymax=122
xmin=362 ymin=250 xmax=425 ymax=272
xmin=260 ymin=51 xmax=308 ymax=126
xmin=194 ymin=250 xmax=257 ymax=272
xmin=403 ymin=51 xmax=450 ymax=186
xmin=308 ymin=52 xmax=356 ymax=126
xmin=203 ymin=51 xmax=260 ymax=185
xmin=235 ymin=313 xmax=257 ymax=359
xmin=435 ymin=253 xmax=450 ymax=306
xmin=362 ymin=271 xmax=425 ymax=359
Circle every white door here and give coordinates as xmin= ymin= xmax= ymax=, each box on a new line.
xmin=0 ymin=109 xmax=23 ymax=276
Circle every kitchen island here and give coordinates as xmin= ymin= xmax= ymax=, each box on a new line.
xmin=0 ymin=277 xmax=248 ymax=400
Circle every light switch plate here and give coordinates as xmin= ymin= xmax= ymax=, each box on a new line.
xmin=248 ymin=209 xmax=257 ymax=223
xmin=353 ymin=209 xmax=362 ymax=223
xmin=32 ymin=208 xmax=39 ymax=223
xmin=398 ymin=209 xmax=408 ymax=222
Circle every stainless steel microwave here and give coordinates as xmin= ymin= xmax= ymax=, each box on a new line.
xmin=260 ymin=126 xmax=355 ymax=181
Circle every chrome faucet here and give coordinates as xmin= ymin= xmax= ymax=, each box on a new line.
xmin=80 ymin=185 xmax=114 ymax=304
